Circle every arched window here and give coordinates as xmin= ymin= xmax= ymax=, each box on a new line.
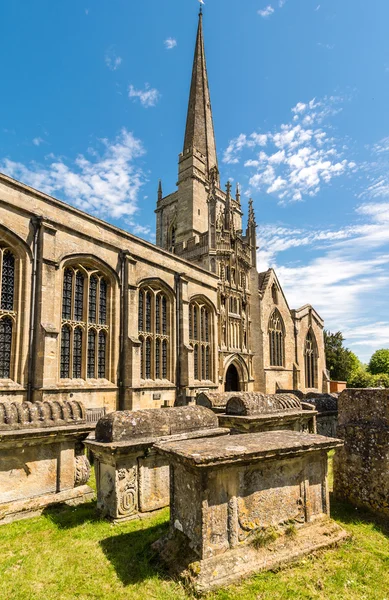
xmin=0 ymin=248 xmax=16 ymax=379
xmin=305 ymin=329 xmax=318 ymax=389
xmin=269 ymin=310 xmax=285 ymax=367
xmin=60 ymin=265 xmax=110 ymax=379
xmin=189 ymin=299 xmax=213 ymax=381
xmin=138 ymin=285 xmax=172 ymax=381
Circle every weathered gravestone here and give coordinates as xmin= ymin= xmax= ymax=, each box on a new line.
xmin=218 ymin=393 xmax=317 ymax=434
xmin=196 ymin=391 xmax=244 ymax=413
xmin=0 ymin=400 xmax=93 ymax=525
xmin=153 ymin=430 xmax=347 ymax=593
xmin=333 ymin=388 xmax=389 ymax=516
xmin=276 ymin=390 xmax=339 ymax=438
xmin=85 ymin=405 xmax=228 ymax=522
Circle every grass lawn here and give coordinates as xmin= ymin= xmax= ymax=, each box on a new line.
xmin=0 ymin=459 xmax=388 ymax=600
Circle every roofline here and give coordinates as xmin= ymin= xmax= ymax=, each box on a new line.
xmin=0 ymin=172 xmax=219 ymax=281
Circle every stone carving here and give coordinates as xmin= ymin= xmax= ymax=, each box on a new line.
xmin=85 ymin=405 xmax=228 ymax=522
xmin=117 ymin=467 xmax=137 ymax=517
xmin=74 ymin=454 xmax=91 ymax=487
xmin=0 ymin=400 xmax=86 ymax=430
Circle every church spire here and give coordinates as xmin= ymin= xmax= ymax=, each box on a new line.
xmin=183 ymin=10 xmax=218 ymax=179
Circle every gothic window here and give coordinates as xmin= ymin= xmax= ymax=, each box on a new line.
xmin=0 ymin=317 xmax=13 ymax=379
xmin=305 ymin=329 xmax=318 ymax=389
xmin=189 ymin=299 xmax=213 ymax=381
xmin=60 ymin=265 xmax=110 ymax=379
xmin=138 ymin=285 xmax=172 ymax=381
xmin=0 ymin=247 xmax=17 ymax=379
xmin=269 ymin=310 xmax=285 ymax=367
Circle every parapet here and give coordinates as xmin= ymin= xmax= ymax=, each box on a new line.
xmin=95 ymin=405 xmax=219 ymax=443
xmin=0 ymin=400 xmax=86 ymax=431
xmin=226 ymin=393 xmax=302 ymax=417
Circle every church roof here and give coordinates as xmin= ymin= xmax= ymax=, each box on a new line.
xmin=183 ymin=10 xmax=218 ymax=177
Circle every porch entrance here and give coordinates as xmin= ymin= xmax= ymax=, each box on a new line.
xmin=225 ymin=364 xmax=240 ymax=392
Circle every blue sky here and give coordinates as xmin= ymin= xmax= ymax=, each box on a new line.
xmin=1 ymin=0 xmax=388 ymax=362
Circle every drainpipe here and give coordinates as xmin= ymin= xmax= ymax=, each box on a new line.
xmin=119 ymin=251 xmax=129 ymax=411
xmin=174 ymin=273 xmax=182 ymax=405
xmin=27 ymin=216 xmax=43 ymax=403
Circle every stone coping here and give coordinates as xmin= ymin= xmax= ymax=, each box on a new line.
xmin=85 ymin=427 xmax=229 ymax=455
xmin=218 ymin=409 xmax=317 ymax=424
xmin=155 ymin=430 xmax=343 ymax=468
xmin=0 ymin=423 xmax=94 ymax=443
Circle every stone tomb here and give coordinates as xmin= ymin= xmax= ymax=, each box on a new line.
xmin=0 ymin=400 xmax=93 ymax=525
xmin=196 ymin=391 xmax=243 ymax=413
xmin=154 ymin=431 xmax=347 ymax=593
xmin=334 ymin=388 xmax=389 ymax=516
xmin=85 ymin=405 xmax=228 ymax=522
xmin=218 ymin=393 xmax=317 ymax=435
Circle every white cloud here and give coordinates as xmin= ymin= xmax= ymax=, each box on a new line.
xmin=360 ymin=137 xmax=389 ymax=202
xmin=256 ymin=200 xmax=389 ymax=360
xmin=105 ymin=49 xmax=122 ymax=71
xmin=317 ymin=42 xmax=335 ymax=50
xmin=129 ymin=84 xmax=160 ymax=108
xmin=223 ymin=96 xmax=355 ymax=204
xmin=1 ymin=128 xmax=146 ymax=221
xmin=258 ymin=5 xmax=274 ymax=18
xmin=32 ymin=137 xmax=44 ymax=147
xmin=164 ymin=38 xmax=177 ymax=50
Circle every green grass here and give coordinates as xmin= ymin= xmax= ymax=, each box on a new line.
xmin=0 ymin=461 xmax=388 ymax=600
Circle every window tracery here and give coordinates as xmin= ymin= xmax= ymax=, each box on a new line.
xmin=0 ymin=247 xmax=16 ymax=379
xmin=189 ymin=299 xmax=213 ymax=381
xmin=269 ymin=309 xmax=285 ymax=367
xmin=60 ymin=265 xmax=109 ymax=379
xmin=138 ymin=285 xmax=171 ymax=381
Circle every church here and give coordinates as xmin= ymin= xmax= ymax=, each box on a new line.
xmin=0 ymin=11 xmax=328 ymax=414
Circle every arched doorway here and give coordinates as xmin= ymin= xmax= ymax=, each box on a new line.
xmin=225 ymin=364 xmax=240 ymax=392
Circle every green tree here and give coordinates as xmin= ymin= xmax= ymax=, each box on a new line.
xmin=324 ymin=330 xmax=361 ymax=382
xmin=368 ymin=349 xmax=389 ymax=375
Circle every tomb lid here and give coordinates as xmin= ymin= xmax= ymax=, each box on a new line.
xmin=196 ymin=391 xmax=242 ymax=410
xmin=226 ymin=393 xmax=301 ymax=416
xmin=155 ymin=430 xmax=343 ymax=467
xmin=95 ymin=405 xmax=219 ymax=443
xmin=304 ymin=393 xmax=338 ymax=413
xmin=0 ymin=400 xmax=86 ymax=430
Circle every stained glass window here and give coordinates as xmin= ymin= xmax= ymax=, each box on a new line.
xmin=189 ymin=300 xmax=212 ymax=381
xmin=73 ymin=327 xmax=83 ymax=378
xmin=0 ymin=317 xmax=13 ymax=378
xmin=138 ymin=290 xmax=144 ymax=331
xmin=145 ymin=338 xmax=151 ymax=379
xmin=162 ymin=296 xmax=167 ymax=335
xmin=1 ymin=251 xmax=15 ymax=311
xmin=305 ymin=330 xmax=317 ymax=389
xmin=89 ymin=276 xmax=98 ymax=323
xmin=87 ymin=329 xmax=96 ymax=378
xmin=156 ymin=295 xmax=160 ymax=334
xmin=162 ymin=340 xmax=167 ymax=379
xmin=145 ymin=292 xmax=151 ymax=332
xmin=98 ymin=331 xmax=106 ymax=378
xmin=74 ymin=272 xmax=84 ymax=321
xmin=269 ymin=310 xmax=285 ymax=367
xmin=99 ymin=278 xmax=107 ymax=325
xmin=155 ymin=338 xmax=160 ymax=379
xmin=60 ymin=325 xmax=71 ymax=379
xmin=62 ymin=269 xmax=73 ymax=320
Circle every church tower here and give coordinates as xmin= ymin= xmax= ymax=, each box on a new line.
xmin=156 ymin=9 xmax=247 ymax=272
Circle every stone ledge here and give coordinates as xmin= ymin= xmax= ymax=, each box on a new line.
xmin=154 ymin=519 xmax=349 ymax=593
xmin=0 ymin=485 xmax=95 ymax=526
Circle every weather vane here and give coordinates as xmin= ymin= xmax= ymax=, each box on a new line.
xmin=198 ymin=0 xmax=205 ymax=14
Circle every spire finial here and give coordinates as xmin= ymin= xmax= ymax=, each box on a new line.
xmin=198 ymin=0 xmax=204 ymax=16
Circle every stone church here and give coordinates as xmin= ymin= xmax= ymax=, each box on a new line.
xmin=0 ymin=11 xmax=328 ymax=414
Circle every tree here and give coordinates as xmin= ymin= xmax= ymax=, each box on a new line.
xmin=324 ymin=330 xmax=361 ymax=382
xmin=368 ymin=349 xmax=389 ymax=375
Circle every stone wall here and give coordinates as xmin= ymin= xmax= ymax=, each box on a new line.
xmin=333 ymin=388 xmax=389 ymax=516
